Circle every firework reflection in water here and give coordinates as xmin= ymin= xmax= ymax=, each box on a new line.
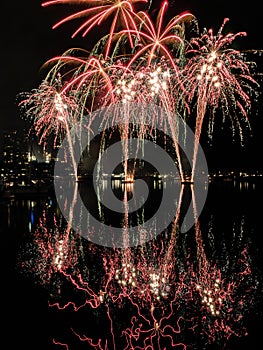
xmin=18 ymin=182 xmax=260 ymax=349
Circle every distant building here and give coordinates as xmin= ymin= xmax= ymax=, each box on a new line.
xmin=1 ymin=129 xmax=28 ymax=185
xmin=1 ymin=129 xmax=53 ymax=186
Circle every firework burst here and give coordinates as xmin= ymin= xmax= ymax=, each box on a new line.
xmin=17 ymin=3 xmax=261 ymax=348
xmin=44 ymin=51 xmax=126 ymax=113
xmin=190 ymin=187 xmax=257 ymax=345
xmin=42 ymin=0 xmax=148 ymax=58
xmin=18 ymin=76 xmax=83 ymax=179
xmin=181 ymin=18 xmax=258 ymax=182
xmin=121 ymin=1 xmax=193 ymax=70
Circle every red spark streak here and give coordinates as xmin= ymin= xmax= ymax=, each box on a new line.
xmin=123 ymin=3 xmax=193 ymax=70
xmin=42 ymin=0 xmax=148 ymax=57
xmin=181 ymin=18 xmax=257 ymax=181
xmin=53 ymin=339 xmax=69 ymax=349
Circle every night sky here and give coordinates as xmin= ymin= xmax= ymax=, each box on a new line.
xmin=2 ymin=0 xmax=262 ymax=170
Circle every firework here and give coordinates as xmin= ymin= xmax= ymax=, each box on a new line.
xmin=122 ymin=1 xmax=193 ymax=70
xmin=43 ymin=52 xmax=123 ymax=113
xmin=17 ymin=2 xmax=261 ymax=349
xmin=18 ymin=208 xmax=85 ymax=293
xmin=190 ymin=186 xmax=256 ymax=344
xmin=18 ymin=184 xmax=259 ymax=349
xmin=181 ymin=18 xmax=258 ymax=182
xmin=42 ymin=0 xmax=148 ymax=58
xmin=18 ymin=77 xmax=82 ymax=180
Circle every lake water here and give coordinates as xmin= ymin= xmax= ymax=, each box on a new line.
xmin=3 ymin=177 xmax=263 ymax=350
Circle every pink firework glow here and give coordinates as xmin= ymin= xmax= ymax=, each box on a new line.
xmin=42 ymin=0 xmax=148 ymax=58
xmin=19 ymin=218 xmax=86 ymax=293
xmin=16 ymin=2 xmax=261 ymax=348
xmin=45 ymin=187 xmax=188 ymax=349
xmin=181 ymin=18 xmax=258 ymax=182
xmin=19 ymin=79 xmax=78 ymax=145
xmin=100 ymin=61 xmax=186 ymax=179
xmin=19 ymin=2 xmax=258 ymax=182
xmin=18 ymin=77 xmax=82 ymax=180
xmin=44 ymin=52 xmax=128 ymax=111
xmin=123 ymin=2 xmax=193 ymax=70
xmin=190 ymin=186 xmax=257 ymax=345
xmin=43 ymin=53 xmax=186 ymax=179
xmin=17 ymin=184 xmax=258 ymax=349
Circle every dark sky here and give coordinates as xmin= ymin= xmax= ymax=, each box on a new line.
xmin=1 ymin=0 xmax=262 ymax=170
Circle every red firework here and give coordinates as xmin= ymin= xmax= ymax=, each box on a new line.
xmin=44 ymin=53 xmax=130 ymax=111
xmin=42 ymin=0 xmax=148 ymax=57
xmin=122 ymin=1 xmax=193 ymax=70
xmin=181 ymin=18 xmax=258 ymax=181
xmin=18 ymin=78 xmax=81 ymax=149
